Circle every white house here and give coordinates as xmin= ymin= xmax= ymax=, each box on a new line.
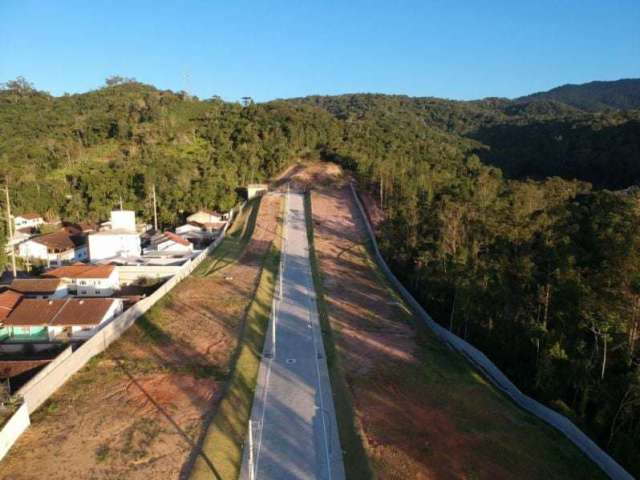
xmin=13 ymin=213 xmax=44 ymax=230
xmin=150 ymin=231 xmax=193 ymax=253
xmin=2 ymin=297 xmax=123 ymax=341
xmin=17 ymin=229 xmax=88 ymax=265
xmin=9 ymin=278 xmax=68 ymax=299
xmin=88 ymin=210 xmax=141 ymax=261
xmin=187 ymin=210 xmax=229 ymax=224
xmin=44 ymin=264 xmax=120 ymax=297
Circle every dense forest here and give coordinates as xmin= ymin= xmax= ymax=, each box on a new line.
xmin=1 ymin=77 xmax=640 ymax=475
xmin=517 ymin=78 xmax=640 ymax=112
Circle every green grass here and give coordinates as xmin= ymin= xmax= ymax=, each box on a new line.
xmin=196 ymin=196 xmax=261 ymax=277
xmin=303 ymin=191 xmax=374 ymax=480
xmin=189 ymin=204 xmax=282 ymax=480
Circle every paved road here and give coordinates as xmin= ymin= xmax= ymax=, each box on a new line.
xmin=240 ymin=191 xmax=345 ymax=480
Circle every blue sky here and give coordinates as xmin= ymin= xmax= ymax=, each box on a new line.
xmin=0 ymin=0 xmax=638 ymax=102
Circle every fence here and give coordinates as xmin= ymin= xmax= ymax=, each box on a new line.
xmin=0 ymin=202 xmax=248 ymax=461
xmin=348 ymin=182 xmax=632 ymax=480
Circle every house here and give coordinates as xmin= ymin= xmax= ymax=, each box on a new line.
xmin=88 ymin=210 xmax=141 ymax=261
xmin=150 ymin=231 xmax=194 ymax=253
xmin=1 ymin=298 xmax=123 ymax=341
xmin=187 ymin=210 xmax=229 ymax=224
xmin=44 ymin=264 xmax=119 ymax=297
xmin=247 ymin=184 xmax=268 ymax=199
xmin=9 ymin=278 xmax=68 ymax=299
xmin=13 ymin=213 xmax=44 ymax=230
xmin=4 ymin=229 xmax=32 ymax=253
xmin=17 ymin=229 xmax=88 ymax=265
xmin=0 ymin=290 xmax=23 ymax=323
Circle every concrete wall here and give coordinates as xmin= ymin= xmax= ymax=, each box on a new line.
xmin=348 ymin=183 xmax=632 ymax=480
xmin=0 ymin=403 xmax=30 ymax=461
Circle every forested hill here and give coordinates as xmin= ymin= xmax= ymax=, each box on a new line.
xmin=291 ymin=93 xmax=640 ymax=189
xmin=516 ymin=78 xmax=640 ymax=112
xmin=1 ymin=79 xmax=640 ymax=475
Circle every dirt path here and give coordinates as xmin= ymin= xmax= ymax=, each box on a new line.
xmin=305 ymin=163 xmax=603 ymax=479
xmin=0 ymin=195 xmax=282 ymax=480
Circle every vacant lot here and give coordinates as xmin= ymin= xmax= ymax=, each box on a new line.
xmin=0 ymin=195 xmax=282 ymax=480
xmin=304 ymin=163 xmax=604 ymax=479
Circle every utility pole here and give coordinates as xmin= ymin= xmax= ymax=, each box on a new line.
xmin=4 ymin=182 xmax=17 ymax=278
xmin=119 ymin=196 xmax=123 ymax=211
xmin=152 ymin=184 xmax=158 ymax=232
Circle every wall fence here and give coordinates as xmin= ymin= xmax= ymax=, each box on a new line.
xmin=349 ymin=182 xmax=632 ymax=480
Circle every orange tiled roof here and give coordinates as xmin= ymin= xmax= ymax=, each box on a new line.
xmin=4 ymin=298 xmax=116 ymax=327
xmin=0 ymin=290 xmax=23 ymax=321
xmin=9 ymin=278 xmax=64 ymax=295
xmin=45 ymin=264 xmax=115 ymax=279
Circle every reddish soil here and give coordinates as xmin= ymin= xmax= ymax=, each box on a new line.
xmin=0 ymin=195 xmax=282 ymax=480
xmin=308 ymin=162 xmax=600 ymax=480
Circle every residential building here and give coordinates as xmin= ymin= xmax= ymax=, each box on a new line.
xmin=13 ymin=213 xmax=44 ymax=230
xmin=44 ymin=264 xmax=119 ymax=297
xmin=9 ymin=279 xmax=68 ymax=299
xmin=17 ymin=229 xmax=88 ymax=265
xmin=1 ymin=298 xmax=123 ymax=341
xmin=150 ymin=231 xmax=194 ymax=253
xmin=88 ymin=210 xmax=141 ymax=261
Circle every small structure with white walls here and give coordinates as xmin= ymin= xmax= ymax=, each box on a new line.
xmin=44 ymin=264 xmax=120 ymax=297
xmin=88 ymin=210 xmax=141 ymax=261
xmin=246 ymin=184 xmax=268 ymax=199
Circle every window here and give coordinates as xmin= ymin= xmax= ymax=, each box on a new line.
xmin=79 ymin=281 xmax=87 ymax=286
xmin=80 ymin=290 xmax=87 ymax=295
xmin=95 ymin=290 xmax=101 ymax=294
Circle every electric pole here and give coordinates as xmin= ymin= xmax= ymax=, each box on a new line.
xmin=4 ymin=182 xmax=17 ymax=278
xmin=152 ymin=184 xmax=158 ymax=232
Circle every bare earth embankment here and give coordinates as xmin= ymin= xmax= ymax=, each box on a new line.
xmin=0 ymin=195 xmax=281 ymax=480
xmin=303 ymin=162 xmax=604 ymax=479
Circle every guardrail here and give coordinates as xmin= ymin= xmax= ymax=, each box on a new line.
xmin=348 ymin=182 xmax=632 ymax=480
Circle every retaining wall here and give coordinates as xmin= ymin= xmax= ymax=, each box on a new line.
xmin=348 ymin=182 xmax=632 ymax=480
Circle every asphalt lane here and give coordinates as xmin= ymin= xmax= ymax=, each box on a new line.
xmin=241 ymin=191 xmax=345 ymax=480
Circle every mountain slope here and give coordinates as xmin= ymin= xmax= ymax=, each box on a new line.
xmin=516 ymin=79 xmax=640 ymax=112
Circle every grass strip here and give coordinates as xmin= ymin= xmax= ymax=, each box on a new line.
xmin=196 ymin=196 xmax=261 ymax=277
xmin=189 ymin=202 xmax=282 ymax=480
xmin=304 ymin=191 xmax=374 ymax=480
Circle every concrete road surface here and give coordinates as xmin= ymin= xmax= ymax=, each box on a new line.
xmin=240 ymin=191 xmax=345 ymax=480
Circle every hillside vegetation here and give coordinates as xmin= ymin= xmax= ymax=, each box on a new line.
xmin=1 ymin=77 xmax=639 ymax=475
xmin=517 ymin=79 xmax=640 ymax=112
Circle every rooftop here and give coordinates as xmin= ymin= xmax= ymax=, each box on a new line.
xmin=4 ymin=298 xmax=117 ymax=327
xmin=30 ymin=229 xmax=86 ymax=252
xmin=9 ymin=278 xmax=64 ymax=295
xmin=0 ymin=290 xmax=23 ymax=321
xmin=45 ymin=264 xmax=115 ymax=279
xmin=161 ymin=231 xmax=191 ymax=246
xmin=90 ymin=228 xmax=139 ymax=236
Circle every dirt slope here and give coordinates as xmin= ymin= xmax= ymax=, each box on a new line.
xmin=0 ymin=195 xmax=281 ymax=480
xmin=306 ymin=163 xmax=603 ymax=480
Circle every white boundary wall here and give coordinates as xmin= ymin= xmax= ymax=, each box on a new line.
xmin=348 ymin=182 xmax=632 ymax=480
xmin=0 ymin=403 xmax=29 ymax=460
xmin=0 ymin=201 xmax=248 ymax=461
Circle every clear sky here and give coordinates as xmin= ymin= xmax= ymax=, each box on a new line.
xmin=1 ymin=0 xmax=638 ymax=102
